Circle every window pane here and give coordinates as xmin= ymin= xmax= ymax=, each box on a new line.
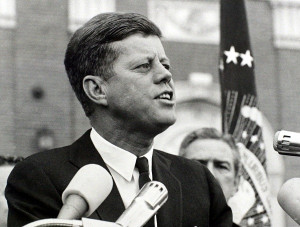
xmin=148 ymin=0 xmax=219 ymax=44
xmin=68 ymin=0 xmax=115 ymax=32
xmin=272 ymin=0 xmax=300 ymax=49
xmin=0 ymin=0 xmax=16 ymax=29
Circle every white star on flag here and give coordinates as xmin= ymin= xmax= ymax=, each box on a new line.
xmin=259 ymin=142 xmax=265 ymax=150
xmin=242 ymin=130 xmax=248 ymax=139
xmin=247 ymin=217 xmax=254 ymax=226
xmin=224 ymin=46 xmax=239 ymax=64
xmin=250 ymin=135 xmax=258 ymax=143
xmin=256 ymin=204 xmax=264 ymax=213
xmin=261 ymin=215 xmax=269 ymax=224
xmin=240 ymin=50 xmax=253 ymax=67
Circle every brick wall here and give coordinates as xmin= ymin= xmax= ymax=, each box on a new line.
xmin=0 ymin=0 xmax=75 ymax=157
xmin=2 ymin=0 xmax=300 ymax=225
xmin=0 ymin=28 xmax=16 ymax=155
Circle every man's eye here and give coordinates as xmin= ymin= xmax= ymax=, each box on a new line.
xmin=137 ymin=63 xmax=150 ymax=70
xmin=163 ymin=64 xmax=170 ymax=70
xmin=216 ymin=163 xmax=230 ymax=170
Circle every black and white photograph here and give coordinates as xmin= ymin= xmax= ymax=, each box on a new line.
xmin=1 ymin=0 xmax=300 ymax=226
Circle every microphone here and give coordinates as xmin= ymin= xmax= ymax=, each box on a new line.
xmin=57 ymin=164 xmax=113 ymax=219
xmin=116 ymin=181 xmax=168 ymax=227
xmin=23 ymin=218 xmax=120 ymax=227
xmin=273 ymin=130 xmax=300 ymax=156
xmin=25 ymin=180 xmax=166 ymax=227
xmin=277 ymin=178 xmax=300 ymax=225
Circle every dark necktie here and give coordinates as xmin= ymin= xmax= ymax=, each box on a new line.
xmin=136 ymin=157 xmax=151 ymax=188
xmin=135 ymin=157 xmax=155 ymax=227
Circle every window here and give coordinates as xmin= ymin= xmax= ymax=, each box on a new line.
xmin=272 ymin=0 xmax=300 ymax=49
xmin=148 ymin=0 xmax=219 ymax=44
xmin=68 ymin=0 xmax=115 ymax=33
xmin=0 ymin=0 xmax=16 ymax=29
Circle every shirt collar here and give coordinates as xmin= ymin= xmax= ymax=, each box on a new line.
xmin=90 ymin=128 xmax=153 ymax=181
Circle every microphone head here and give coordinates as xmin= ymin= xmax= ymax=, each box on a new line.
xmin=278 ymin=178 xmax=300 ymax=225
xmin=62 ymin=164 xmax=113 ymax=217
xmin=273 ymin=130 xmax=300 ymax=156
xmin=137 ymin=181 xmax=168 ymax=209
xmin=116 ymin=181 xmax=168 ymax=227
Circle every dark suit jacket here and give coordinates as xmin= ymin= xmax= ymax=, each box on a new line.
xmin=5 ymin=130 xmax=232 ymax=227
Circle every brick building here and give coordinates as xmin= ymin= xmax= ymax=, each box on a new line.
xmin=1 ymin=0 xmax=300 ymax=226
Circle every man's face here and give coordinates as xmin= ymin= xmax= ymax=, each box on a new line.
xmin=104 ymin=34 xmax=176 ymax=134
xmin=184 ymin=139 xmax=237 ymax=201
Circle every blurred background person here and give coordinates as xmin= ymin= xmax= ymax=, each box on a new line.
xmin=179 ymin=127 xmax=241 ymax=201
xmin=0 ymin=155 xmax=24 ymax=227
xmin=179 ymin=127 xmax=244 ymax=226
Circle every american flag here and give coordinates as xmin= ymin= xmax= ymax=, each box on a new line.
xmin=219 ymin=0 xmax=271 ymax=226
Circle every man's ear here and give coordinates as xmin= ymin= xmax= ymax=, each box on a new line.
xmin=83 ymin=75 xmax=108 ymax=106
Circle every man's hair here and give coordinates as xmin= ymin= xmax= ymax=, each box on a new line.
xmin=0 ymin=155 xmax=24 ymax=166
xmin=64 ymin=12 xmax=162 ymax=116
xmin=179 ymin=127 xmax=241 ymax=178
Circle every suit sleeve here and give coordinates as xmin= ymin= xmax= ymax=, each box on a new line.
xmin=5 ymin=159 xmax=62 ymax=227
xmin=204 ymin=167 xmax=233 ymax=227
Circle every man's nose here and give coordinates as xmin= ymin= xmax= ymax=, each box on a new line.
xmin=153 ymin=63 xmax=172 ymax=84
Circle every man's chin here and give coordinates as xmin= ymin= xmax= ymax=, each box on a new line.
xmin=156 ymin=117 xmax=176 ymax=133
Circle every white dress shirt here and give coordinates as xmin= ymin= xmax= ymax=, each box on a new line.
xmin=90 ymin=128 xmax=154 ymax=209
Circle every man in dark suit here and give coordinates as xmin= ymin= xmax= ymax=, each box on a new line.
xmin=5 ymin=12 xmax=232 ymax=226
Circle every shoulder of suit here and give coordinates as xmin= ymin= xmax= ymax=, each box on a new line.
xmin=154 ymin=149 xmax=206 ymax=169
xmin=22 ymin=129 xmax=91 ymax=164
xmin=12 ymin=140 xmax=79 ymax=179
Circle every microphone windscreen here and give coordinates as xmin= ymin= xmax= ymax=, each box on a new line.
xmin=62 ymin=164 xmax=113 ymax=217
xmin=116 ymin=181 xmax=168 ymax=227
xmin=277 ymin=178 xmax=300 ymax=225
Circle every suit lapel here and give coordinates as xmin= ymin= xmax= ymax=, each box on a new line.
xmin=68 ymin=130 xmax=125 ymax=221
xmin=152 ymin=150 xmax=182 ymax=227
xmin=68 ymin=131 xmax=182 ymax=224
